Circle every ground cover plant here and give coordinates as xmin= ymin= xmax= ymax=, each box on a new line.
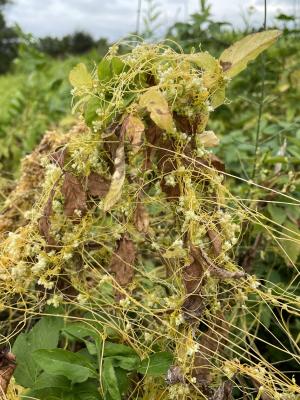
xmin=0 ymin=28 xmax=299 ymax=400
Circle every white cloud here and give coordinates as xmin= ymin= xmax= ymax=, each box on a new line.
xmin=4 ymin=0 xmax=293 ymax=40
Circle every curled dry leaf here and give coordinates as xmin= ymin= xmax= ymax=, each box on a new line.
xmin=126 ymin=115 xmax=145 ymax=153
xmin=109 ymin=235 xmax=135 ymax=287
xmin=134 ymin=203 xmax=149 ymax=233
xmin=87 ymin=172 xmax=110 ymax=198
xmin=103 ymin=140 xmax=125 ymax=212
xmin=198 ymin=131 xmax=220 ymax=148
xmin=207 ymin=228 xmax=222 ymax=256
xmin=39 ymin=180 xmax=61 ymax=246
xmin=0 ymin=350 xmax=16 ymax=397
xmin=210 ymin=380 xmax=233 ymax=400
xmin=49 ymin=147 xmax=67 ymax=168
xmin=139 ymin=88 xmax=175 ymax=133
xmin=182 ymin=246 xmax=205 ymax=320
xmin=194 ymin=316 xmax=229 ymax=384
xmin=61 ymin=172 xmax=87 ymax=218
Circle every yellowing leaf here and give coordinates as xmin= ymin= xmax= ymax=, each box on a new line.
xmin=139 ymin=88 xmax=175 ymax=133
xmin=220 ymin=30 xmax=281 ymax=78
xmin=69 ymin=63 xmax=93 ymax=89
xmin=125 ymin=115 xmax=145 ymax=153
xmin=103 ymin=141 xmax=125 ymax=212
xmin=188 ymin=52 xmax=221 ymax=89
xmin=198 ymin=131 xmax=219 ymax=147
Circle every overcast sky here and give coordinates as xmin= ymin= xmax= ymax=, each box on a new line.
xmin=4 ymin=0 xmax=298 ymax=40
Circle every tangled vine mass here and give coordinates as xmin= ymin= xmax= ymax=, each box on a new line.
xmin=0 ymin=30 xmax=299 ymax=400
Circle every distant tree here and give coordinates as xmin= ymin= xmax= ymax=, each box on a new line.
xmin=0 ymin=0 xmax=18 ymax=73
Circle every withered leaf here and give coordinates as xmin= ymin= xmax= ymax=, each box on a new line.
xmin=210 ymin=380 xmax=233 ymax=400
xmin=87 ymin=172 xmax=110 ymax=198
xmin=61 ymin=172 xmax=87 ymax=218
xmin=194 ymin=316 xmax=229 ymax=384
xmin=38 ymin=181 xmax=60 ymax=246
xmin=198 ymin=131 xmax=220 ymax=148
xmin=182 ymin=246 xmax=205 ymax=319
xmin=0 ymin=350 xmax=16 ymax=397
xmin=49 ymin=148 xmax=67 ymax=168
xmin=166 ymin=365 xmax=185 ymax=385
xmin=109 ymin=235 xmax=135 ymax=287
xmin=207 ymin=228 xmax=222 ymax=256
xmin=103 ymin=140 xmax=125 ymax=212
xmin=126 ymin=115 xmax=145 ymax=153
xmin=134 ymin=203 xmax=149 ymax=233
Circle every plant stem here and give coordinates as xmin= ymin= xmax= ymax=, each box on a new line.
xmin=251 ymin=0 xmax=267 ymax=180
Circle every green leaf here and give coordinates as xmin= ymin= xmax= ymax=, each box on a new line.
xmin=137 ymin=351 xmax=173 ymax=376
xmin=33 ymin=349 xmax=97 ymax=384
xmin=84 ymin=97 xmax=102 ymax=126
xmin=220 ymin=30 xmax=282 ymax=78
xmin=111 ymin=57 xmax=125 ymax=75
xmin=62 ymin=322 xmax=101 ymax=355
xmin=267 ymin=204 xmax=287 ymax=225
xmin=13 ymin=315 xmax=64 ymax=388
xmin=279 ymin=221 xmax=300 ymax=265
xmin=107 ymin=355 xmax=140 ymax=371
xmin=102 ymin=358 xmax=121 ymax=400
xmin=104 ymin=342 xmax=137 ymax=357
xmin=69 ymin=63 xmax=93 ymax=89
xmin=139 ymin=88 xmax=175 ymax=133
xmin=98 ymin=59 xmax=112 ymax=82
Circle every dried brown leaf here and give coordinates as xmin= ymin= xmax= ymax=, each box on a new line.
xmin=134 ymin=203 xmax=149 ymax=233
xmin=109 ymin=235 xmax=135 ymax=287
xmin=49 ymin=148 xmax=67 ymax=168
xmin=194 ymin=316 xmax=229 ymax=384
xmin=210 ymin=381 xmax=233 ymax=400
xmin=126 ymin=115 xmax=145 ymax=153
xmin=0 ymin=350 xmax=16 ymax=397
xmin=61 ymin=172 xmax=87 ymax=218
xmin=87 ymin=172 xmax=110 ymax=198
xmin=207 ymin=228 xmax=222 ymax=256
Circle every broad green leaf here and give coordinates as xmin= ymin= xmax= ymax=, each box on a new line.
xmin=103 ymin=140 xmax=125 ymax=211
xmin=33 ymin=349 xmax=97 ymax=384
xmin=84 ymin=97 xmax=102 ymax=127
xmin=13 ymin=315 xmax=64 ymax=388
xmin=104 ymin=342 xmax=137 ymax=357
xmin=107 ymin=355 xmax=140 ymax=371
xmin=25 ymin=379 xmax=100 ymax=400
xmin=69 ymin=63 xmax=93 ymax=89
xmin=139 ymin=88 xmax=175 ymax=133
xmin=98 ymin=58 xmax=112 ymax=82
xmin=137 ymin=351 xmax=173 ymax=376
xmin=267 ymin=204 xmax=287 ymax=225
xmin=102 ymin=358 xmax=121 ymax=400
xmin=98 ymin=57 xmax=125 ymax=82
xmin=279 ymin=221 xmax=300 ymax=265
xmin=62 ymin=322 xmax=100 ymax=355
xmin=220 ymin=30 xmax=281 ymax=78
xmin=111 ymin=57 xmax=125 ymax=75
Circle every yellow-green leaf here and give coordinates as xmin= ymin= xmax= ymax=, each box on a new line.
xmin=219 ymin=30 xmax=282 ymax=78
xmin=125 ymin=115 xmax=145 ymax=153
xmin=69 ymin=63 xmax=93 ymax=89
xmin=139 ymin=88 xmax=175 ymax=133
